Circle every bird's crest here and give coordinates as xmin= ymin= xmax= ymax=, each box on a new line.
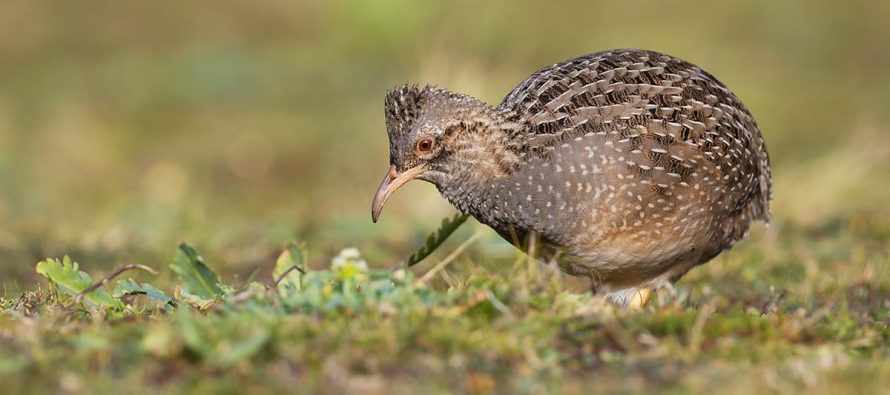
xmin=384 ymin=84 xmax=437 ymax=135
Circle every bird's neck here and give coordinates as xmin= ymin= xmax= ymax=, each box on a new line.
xmin=436 ymin=122 xmax=524 ymax=222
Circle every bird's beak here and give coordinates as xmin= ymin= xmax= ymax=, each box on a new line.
xmin=371 ymin=164 xmax=426 ymax=223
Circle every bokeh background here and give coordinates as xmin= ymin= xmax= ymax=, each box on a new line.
xmin=1 ymin=0 xmax=889 ymax=286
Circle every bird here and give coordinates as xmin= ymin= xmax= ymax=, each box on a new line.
xmin=371 ymin=49 xmax=771 ymax=308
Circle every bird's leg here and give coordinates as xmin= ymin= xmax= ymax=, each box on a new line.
xmin=525 ymin=232 xmax=542 ymax=277
xmin=527 ymin=231 xmax=538 ymax=257
xmin=626 ymin=288 xmax=652 ymax=310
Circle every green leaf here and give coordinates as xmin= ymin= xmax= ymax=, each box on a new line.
xmin=113 ymin=279 xmax=176 ymax=307
xmin=406 ymin=213 xmax=470 ymax=267
xmin=177 ymin=307 xmax=210 ymax=357
xmin=217 ymin=328 xmax=271 ymax=366
xmin=179 ymin=291 xmax=218 ymax=310
xmin=35 ymin=256 xmax=122 ymax=308
xmin=170 ymin=243 xmax=228 ymax=299
xmin=273 ymin=241 xmax=306 ymax=295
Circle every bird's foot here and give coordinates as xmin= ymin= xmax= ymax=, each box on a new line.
xmin=626 ymin=288 xmax=652 ymax=311
xmin=603 ymin=287 xmax=653 ymax=310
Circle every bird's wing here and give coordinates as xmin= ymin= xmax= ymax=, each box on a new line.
xmin=497 ymin=49 xmax=771 ymax=222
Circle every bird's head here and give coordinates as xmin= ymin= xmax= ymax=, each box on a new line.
xmin=371 ymin=85 xmax=507 ymax=222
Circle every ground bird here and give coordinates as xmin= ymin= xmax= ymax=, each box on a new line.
xmin=371 ymin=49 xmax=771 ymax=308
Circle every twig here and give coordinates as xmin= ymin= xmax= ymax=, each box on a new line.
xmin=603 ymin=320 xmax=636 ymax=353
xmin=687 ymin=298 xmax=718 ymax=358
xmin=218 ymin=265 xmax=308 ymax=309
xmin=226 ymin=288 xmax=261 ymax=304
xmin=761 ymin=289 xmax=787 ymax=314
xmin=272 ymin=265 xmax=305 ymax=288
xmin=74 ymin=264 xmax=158 ymax=305
xmin=418 ymin=231 xmax=483 ymax=285
xmin=485 ymin=290 xmax=513 ymax=318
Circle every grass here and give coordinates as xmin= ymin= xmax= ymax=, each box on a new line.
xmin=1 ymin=212 xmax=888 ymax=394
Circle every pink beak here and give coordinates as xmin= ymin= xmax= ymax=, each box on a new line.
xmin=371 ymin=164 xmax=426 ymax=222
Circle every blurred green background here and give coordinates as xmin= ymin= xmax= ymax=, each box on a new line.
xmin=1 ymin=0 xmax=888 ymax=286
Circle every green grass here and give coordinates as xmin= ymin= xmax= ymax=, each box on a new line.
xmin=2 ymin=213 xmax=888 ymax=394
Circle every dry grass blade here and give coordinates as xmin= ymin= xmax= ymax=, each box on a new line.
xmin=418 ymin=231 xmax=483 ymax=284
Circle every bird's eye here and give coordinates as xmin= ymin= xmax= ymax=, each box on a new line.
xmin=416 ymin=137 xmax=435 ymax=153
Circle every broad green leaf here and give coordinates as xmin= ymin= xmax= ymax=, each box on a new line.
xmin=273 ymin=241 xmax=306 ymax=295
xmin=170 ymin=243 xmax=227 ymax=299
xmin=406 ymin=213 xmax=469 ymax=267
xmin=35 ymin=256 xmax=122 ymax=308
xmin=113 ymin=279 xmax=176 ymax=307
xmin=177 ymin=307 xmax=210 ymax=357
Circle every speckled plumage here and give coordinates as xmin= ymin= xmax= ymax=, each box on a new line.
xmin=377 ymin=49 xmax=771 ymax=305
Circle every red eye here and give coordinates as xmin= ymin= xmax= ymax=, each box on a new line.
xmin=417 ymin=137 xmax=435 ymax=153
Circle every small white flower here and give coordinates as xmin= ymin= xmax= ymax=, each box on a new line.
xmin=331 ymin=248 xmax=369 ymax=282
xmin=331 ymin=248 xmax=368 ymax=271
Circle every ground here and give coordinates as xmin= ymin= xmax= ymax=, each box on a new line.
xmin=1 ymin=209 xmax=888 ymax=394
